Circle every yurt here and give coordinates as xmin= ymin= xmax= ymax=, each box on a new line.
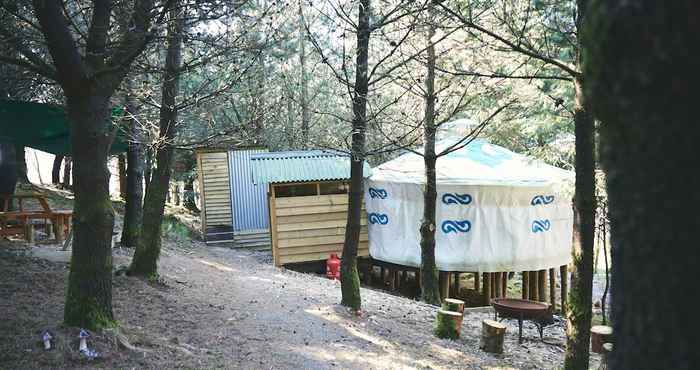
xmin=364 ymin=133 xmax=574 ymax=274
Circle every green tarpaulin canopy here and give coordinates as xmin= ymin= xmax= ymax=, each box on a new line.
xmin=0 ymin=100 xmax=127 ymax=155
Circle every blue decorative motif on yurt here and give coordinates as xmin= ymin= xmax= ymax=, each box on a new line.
xmin=531 ymin=195 xmax=555 ymax=205
xmin=531 ymin=219 xmax=551 ymax=233
xmin=368 ymin=213 xmax=389 ymax=225
xmin=368 ymin=187 xmax=388 ymax=199
xmin=442 ymin=193 xmax=472 ymax=205
xmin=451 ymin=140 xmax=513 ymax=167
xmin=441 ymin=220 xmax=472 ymax=234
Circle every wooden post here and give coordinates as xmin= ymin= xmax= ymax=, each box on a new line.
xmin=480 ymin=319 xmax=506 ymax=354
xmin=401 ymin=270 xmax=407 ymax=286
xmin=494 ymin=272 xmax=502 ymax=298
xmin=363 ymin=262 xmax=372 ymax=285
xmin=549 ymin=268 xmax=556 ymax=308
xmin=389 ymin=268 xmax=396 ymax=291
xmin=434 ymin=309 xmax=463 ymax=339
xmin=24 ymin=223 xmax=34 ymax=243
xmin=538 ymin=269 xmax=547 ymax=302
xmin=501 ymin=272 xmax=508 ymax=298
xmin=482 ymin=272 xmax=491 ymax=305
xmin=54 ymin=215 xmax=65 ymax=242
xmin=453 ymin=273 xmax=461 ymax=297
xmin=529 ymin=271 xmax=539 ymax=301
xmin=394 ymin=269 xmax=401 ymax=290
xmin=522 ymin=271 xmax=529 ymax=299
xmin=380 ymin=266 xmax=386 ymax=285
xmin=415 ymin=270 xmax=422 ymax=295
xmin=474 ymin=272 xmax=480 ymax=291
xmin=439 ymin=272 xmax=450 ymax=300
xmin=560 ymin=265 xmax=568 ymax=312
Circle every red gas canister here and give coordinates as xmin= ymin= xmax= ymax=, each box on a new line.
xmin=326 ymin=253 xmax=341 ymax=280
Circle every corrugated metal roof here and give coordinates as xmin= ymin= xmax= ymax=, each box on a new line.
xmin=250 ymin=150 xmax=371 ymax=184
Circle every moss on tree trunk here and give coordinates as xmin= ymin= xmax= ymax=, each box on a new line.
xmin=63 ymin=96 xmax=117 ymax=330
xmin=339 ymin=0 xmax=371 ymax=312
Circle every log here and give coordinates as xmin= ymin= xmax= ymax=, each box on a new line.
xmin=549 ymin=268 xmax=556 ymax=309
xmin=538 ymin=269 xmax=547 ymax=302
xmin=529 ymin=271 xmax=539 ymax=301
xmin=494 ymin=271 xmax=502 ymax=298
xmin=502 ymin=272 xmax=508 ymax=298
xmin=480 ymin=319 xmax=507 ymax=354
xmin=434 ymin=309 xmax=463 ymax=339
xmin=522 ymin=271 xmax=529 ymax=299
xmin=560 ymin=265 xmax=568 ymax=312
xmin=591 ymin=325 xmax=613 ymax=353
xmin=442 ymin=298 xmax=465 ymax=314
xmin=482 ymin=272 xmax=491 ymax=305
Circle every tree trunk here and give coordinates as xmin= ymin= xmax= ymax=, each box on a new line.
xmin=62 ymin=157 xmax=72 ymax=189
xmin=63 ymin=95 xmax=116 ymax=330
xmin=14 ymin=144 xmax=28 ymax=183
xmin=0 ymin=143 xmax=18 ymax=203
xmin=129 ymin=5 xmax=184 ymax=277
xmin=586 ymin=1 xmax=698 ymax=368
xmin=564 ymin=75 xmax=596 ymax=369
xmin=52 ymin=155 xmax=64 ymax=184
xmin=564 ymin=0 xmax=596 ymax=367
xmin=118 ymin=154 xmax=127 ymax=199
xmin=339 ymin=0 xmax=370 ymax=311
xmin=419 ymin=11 xmax=441 ymax=306
xmin=120 ymin=82 xmax=145 ymax=248
xmin=298 ymin=0 xmax=310 ymax=146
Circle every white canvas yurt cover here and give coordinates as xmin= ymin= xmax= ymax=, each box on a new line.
xmin=365 ymin=136 xmax=574 ymax=272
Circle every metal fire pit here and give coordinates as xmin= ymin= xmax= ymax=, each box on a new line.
xmin=491 ymin=298 xmax=554 ymax=343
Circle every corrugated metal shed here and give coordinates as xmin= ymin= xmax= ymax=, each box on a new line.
xmin=250 ymin=150 xmax=371 ymax=184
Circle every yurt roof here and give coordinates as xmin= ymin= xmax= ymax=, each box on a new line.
xmin=370 ymin=137 xmax=573 ymax=187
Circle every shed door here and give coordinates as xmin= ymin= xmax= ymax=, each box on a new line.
xmin=228 ymin=149 xmax=270 ymax=232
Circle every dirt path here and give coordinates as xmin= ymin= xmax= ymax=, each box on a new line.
xmin=0 ymin=237 xmax=600 ymax=370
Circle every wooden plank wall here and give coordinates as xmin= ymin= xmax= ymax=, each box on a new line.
xmin=198 ymin=151 xmax=232 ymax=234
xmin=271 ymin=192 xmax=369 ymax=265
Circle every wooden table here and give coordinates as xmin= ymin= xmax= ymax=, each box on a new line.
xmin=0 ymin=193 xmax=73 ymax=242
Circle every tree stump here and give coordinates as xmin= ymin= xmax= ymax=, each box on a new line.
xmin=434 ymin=309 xmax=463 ymax=339
xmin=591 ymin=325 xmax=613 ymax=353
xmin=442 ymin=298 xmax=465 ymax=314
xmin=480 ymin=319 xmax=507 ymax=354
xmin=599 ymin=343 xmax=613 ymax=370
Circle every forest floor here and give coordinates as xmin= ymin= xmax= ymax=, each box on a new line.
xmin=0 ymin=187 xmax=601 ymax=370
